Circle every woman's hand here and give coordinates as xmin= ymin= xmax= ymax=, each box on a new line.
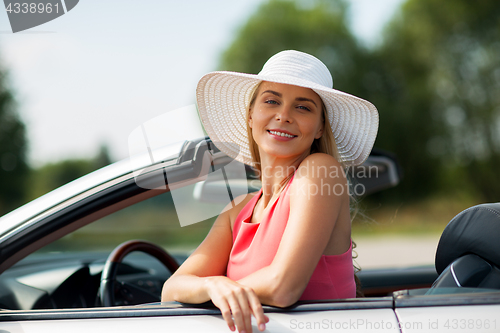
xmin=204 ymin=276 xmax=269 ymax=333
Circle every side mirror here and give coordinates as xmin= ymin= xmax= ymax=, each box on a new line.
xmin=192 ymin=155 xmax=258 ymax=205
xmin=348 ymin=148 xmax=402 ymax=197
xmin=193 ymin=179 xmax=261 ymax=204
xmin=194 ymin=148 xmax=402 ymax=203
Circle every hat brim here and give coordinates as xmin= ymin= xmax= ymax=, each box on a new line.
xmin=196 ymin=71 xmax=379 ymax=167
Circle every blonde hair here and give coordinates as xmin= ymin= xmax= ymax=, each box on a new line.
xmin=246 ymin=82 xmax=343 ymax=174
xmin=246 ymin=81 xmax=363 ymax=297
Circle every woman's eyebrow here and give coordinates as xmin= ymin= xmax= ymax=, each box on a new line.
xmin=261 ymin=90 xmax=318 ymax=107
xmin=296 ymin=97 xmax=317 ymax=107
xmin=261 ymin=90 xmax=282 ymax=97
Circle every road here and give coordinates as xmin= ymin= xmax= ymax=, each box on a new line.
xmin=170 ymin=234 xmax=442 ymax=270
xmin=354 ymin=234 xmax=441 ymax=269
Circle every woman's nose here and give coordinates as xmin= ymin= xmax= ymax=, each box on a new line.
xmin=275 ymin=105 xmax=293 ymax=123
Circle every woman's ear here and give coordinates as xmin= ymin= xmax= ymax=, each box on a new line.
xmin=315 ymin=122 xmax=324 ymax=139
xmin=248 ymin=109 xmax=253 ymax=128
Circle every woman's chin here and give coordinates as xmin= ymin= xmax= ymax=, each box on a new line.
xmin=259 ymin=147 xmax=309 ymax=162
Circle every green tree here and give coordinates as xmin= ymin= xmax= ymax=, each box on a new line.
xmin=219 ymin=0 xmax=368 ymax=96
xmin=372 ymin=0 xmax=500 ymax=200
xmin=221 ymin=0 xmax=500 ymax=202
xmin=219 ymin=0 xmax=407 ymax=199
xmin=28 ymin=144 xmax=113 ymax=200
xmin=0 ymin=67 xmax=29 ymax=215
xmin=93 ymin=144 xmax=112 ymax=169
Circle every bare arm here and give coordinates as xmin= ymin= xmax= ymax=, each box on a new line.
xmin=161 ymin=210 xmax=233 ymax=303
xmin=237 ymin=154 xmax=351 ymax=307
xmin=161 ymin=153 xmax=348 ymax=329
xmin=161 ymin=195 xmax=268 ymax=333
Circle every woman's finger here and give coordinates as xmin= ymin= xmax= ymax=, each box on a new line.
xmin=217 ymin=298 xmax=236 ymax=332
xmin=227 ymin=295 xmax=247 ymax=333
xmin=247 ymin=290 xmax=268 ymax=331
xmin=233 ymin=288 xmax=254 ymax=333
xmin=206 ymin=277 xmax=264 ymax=333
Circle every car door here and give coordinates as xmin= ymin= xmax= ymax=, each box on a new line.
xmin=394 ymin=289 xmax=500 ymax=333
xmin=0 ymin=299 xmax=401 ymax=333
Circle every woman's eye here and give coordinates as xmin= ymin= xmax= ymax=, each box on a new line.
xmin=265 ymin=99 xmax=278 ymax=105
xmin=298 ymin=105 xmax=311 ymax=112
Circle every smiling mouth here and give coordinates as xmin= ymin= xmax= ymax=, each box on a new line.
xmin=267 ymin=130 xmax=297 ymax=138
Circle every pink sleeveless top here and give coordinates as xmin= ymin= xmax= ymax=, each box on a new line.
xmin=226 ymin=175 xmax=356 ymax=300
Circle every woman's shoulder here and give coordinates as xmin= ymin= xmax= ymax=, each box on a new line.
xmin=290 ymin=153 xmax=348 ymax=200
xmin=295 ymin=153 xmax=345 ymax=180
xmin=218 ymin=190 xmax=260 ymax=228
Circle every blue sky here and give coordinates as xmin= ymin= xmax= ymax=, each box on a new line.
xmin=0 ymin=0 xmax=403 ymax=166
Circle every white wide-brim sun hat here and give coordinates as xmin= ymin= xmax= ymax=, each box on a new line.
xmin=196 ymin=50 xmax=379 ymax=167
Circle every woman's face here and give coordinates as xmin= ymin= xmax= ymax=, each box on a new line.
xmin=249 ymin=81 xmax=324 ymax=163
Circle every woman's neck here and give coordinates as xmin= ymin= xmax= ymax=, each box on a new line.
xmin=258 ymin=151 xmax=309 ymax=208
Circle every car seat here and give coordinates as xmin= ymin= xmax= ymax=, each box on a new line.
xmin=431 ymin=203 xmax=500 ymax=290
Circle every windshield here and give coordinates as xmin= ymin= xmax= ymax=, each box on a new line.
xmin=4 ymin=106 xmax=498 ymax=313
xmin=5 ymin=104 xmax=431 ymax=270
xmin=27 ymin=105 xmax=253 ymax=254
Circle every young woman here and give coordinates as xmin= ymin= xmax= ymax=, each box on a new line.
xmin=161 ymin=50 xmax=379 ymax=333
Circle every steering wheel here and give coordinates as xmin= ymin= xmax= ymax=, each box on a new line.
xmin=99 ymin=240 xmax=179 ymax=307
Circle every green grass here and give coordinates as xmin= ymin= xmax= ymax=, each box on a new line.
xmin=352 ymin=193 xmax=481 ymax=237
xmin=38 ymin=192 xmax=483 ymax=254
xmin=39 ymin=198 xmax=216 ymax=253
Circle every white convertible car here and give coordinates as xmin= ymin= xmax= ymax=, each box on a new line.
xmin=0 ymin=111 xmax=499 ymax=332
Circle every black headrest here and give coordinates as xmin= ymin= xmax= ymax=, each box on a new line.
xmin=435 ymin=203 xmax=500 ymax=274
